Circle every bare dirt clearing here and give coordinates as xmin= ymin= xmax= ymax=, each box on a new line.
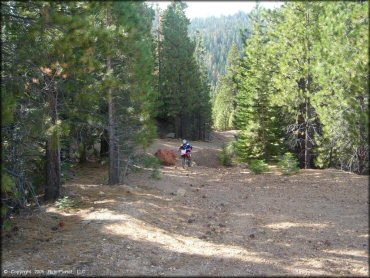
xmin=2 ymin=131 xmax=369 ymax=276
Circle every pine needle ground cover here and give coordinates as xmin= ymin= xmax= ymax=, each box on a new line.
xmin=2 ymin=134 xmax=368 ymax=276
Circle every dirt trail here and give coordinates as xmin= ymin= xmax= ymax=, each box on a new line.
xmin=2 ymin=131 xmax=369 ymax=276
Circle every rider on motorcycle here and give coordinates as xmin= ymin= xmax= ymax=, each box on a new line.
xmin=179 ymin=139 xmax=192 ymax=157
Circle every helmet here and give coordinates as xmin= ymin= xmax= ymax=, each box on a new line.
xmin=182 ymin=139 xmax=187 ymax=144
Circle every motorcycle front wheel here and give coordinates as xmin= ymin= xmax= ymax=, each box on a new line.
xmin=187 ymin=157 xmax=192 ymax=167
xmin=182 ymin=156 xmax=191 ymax=168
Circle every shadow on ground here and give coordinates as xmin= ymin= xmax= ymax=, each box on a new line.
xmin=2 ymin=158 xmax=368 ymax=276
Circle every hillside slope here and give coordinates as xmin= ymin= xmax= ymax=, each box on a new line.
xmin=189 ymin=12 xmax=250 ymax=90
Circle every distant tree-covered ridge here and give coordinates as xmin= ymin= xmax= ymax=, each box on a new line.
xmin=189 ymin=11 xmax=250 ymax=94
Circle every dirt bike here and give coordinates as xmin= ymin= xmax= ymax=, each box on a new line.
xmin=180 ymin=149 xmax=192 ymax=167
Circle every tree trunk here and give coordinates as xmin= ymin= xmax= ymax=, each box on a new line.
xmin=40 ymin=6 xmax=60 ymax=201
xmin=79 ymin=142 xmax=87 ymax=164
xmin=357 ymin=95 xmax=366 ymax=174
xmin=106 ymin=7 xmax=119 ymax=185
xmin=180 ymin=115 xmax=185 ymax=139
xmin=107 ymin=58 xmax=119 ymax=185
xmin=175 ymin=116 xmax=181 ymax=139
xmin=45 ymin=82 xmax=61 ymax=201
xmin=262 ymin=111 xmax=268 ymax=160
xmin=198 ymin=113 xmax=202 ymax=140
xmin=304 ymin=6 xmax=312 ymax=169
xmin=45 ymin=139 xmax=60 ymax=201
xmin=329 ymin=145 xmax=333 ymax=168
xmin=100 ymin=130 xmax=109 ymax=158
xmin=304 ymin=99 xmax=311 ymax=169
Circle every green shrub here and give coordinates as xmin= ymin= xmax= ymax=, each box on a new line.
xmin=61 ymin=160 xmax=75 ymax=183
xmin=150 ymin=159 xmax=161 ymax=180
xmin=55 ymin=196 xmax=77 ymax=210
xmin=143 ymin=155 xmax=160 ymax=168
xmin=1 ymin=173 xmax=15 ymax=231
xmin=142 ymin=155 xmax=161 ymax=179
xmin=249 ymin=159 xmax=268 ymax=174
xmin=219 ymin=143 xmax=233 ymax=166
xmin=278 ymin=152 xmax=300 ymax=175
xmin=130 ymin=154 xmax=161 ymax=179
xmin=151 ymin=168 xmax=161 ymax=180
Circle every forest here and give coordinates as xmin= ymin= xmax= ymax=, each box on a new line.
xmin=1 ymin=1 xmax=369 ymax=276
xmin=2 ymin=1 xmax=211 ymax=219
xmin=212 ymin=1 xmax=368 ymax=172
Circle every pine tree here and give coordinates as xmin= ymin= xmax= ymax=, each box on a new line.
xmin=91 ymin=1 xmax=157 ymax=184
xmin=212 ymin=43 xmax=240 ymax=131
xmin=158 ymin=1 xmax=211 ymax=140
xmin=192 ymin=32 xmax=212 ymax=140
xmin=312 ymin=1 xmax=369 ymax=173
xmin=234 ymin=6 xmax=284 ymax=161
xmin=270 ymin=2 xmax=322 ymax=168
xmin=1 ymin=1 xmax=97 ymax=201
xmin=157 ymin=1 xmax=190 ymax=137
xmin=1 ymin=1 xmax=158 ymax=212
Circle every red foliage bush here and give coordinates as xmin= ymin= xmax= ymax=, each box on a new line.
xmin=154 ymin=149 xmax=177 ymax=166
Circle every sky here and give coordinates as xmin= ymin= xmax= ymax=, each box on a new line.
xmin=149 ymin=1 xmax=283 ymax=19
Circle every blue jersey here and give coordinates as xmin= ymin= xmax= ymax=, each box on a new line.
xmin=179 ymin=143 xmax=192 ymax=151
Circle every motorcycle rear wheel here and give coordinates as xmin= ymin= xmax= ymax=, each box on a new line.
xmin=187 ymin=157 xmax=192 ymax=167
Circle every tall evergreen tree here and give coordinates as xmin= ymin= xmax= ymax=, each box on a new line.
xmin=270 ymin=2 xmax=322 ymax=168
xmin=212 ymin=42 xmax=240 ymax=131
xmin=312 ymin=1 xmax=369 ymax=173
xmin=157 ymin=1 xmax=190 ymax=137
xmin=158 ymin=1 xmax=211 ymax=140
xmin=1 ymin=1 xmax=158 ymax=218
xmin=192 ymin=31 xmax=212 ymax=139
xmin=235 ymin=6 xmax=284 ymax=161
xmin=1 ymin=1 xmax=95 ymax=201
xmin=92 ymin=1 xmax=157 ymax=184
